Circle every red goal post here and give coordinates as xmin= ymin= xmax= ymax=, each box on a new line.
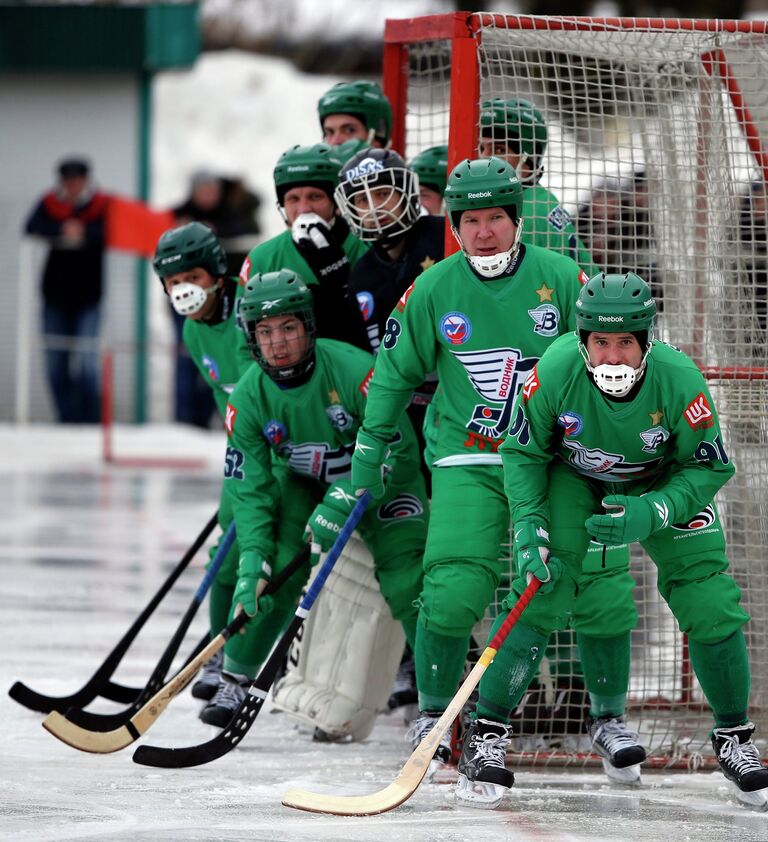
xmin=383 ymin=14 xmax=768 ymax=769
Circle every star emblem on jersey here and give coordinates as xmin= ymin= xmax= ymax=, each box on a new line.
xmin=649 ymin=408 xmax=664 ymax=425
xmin=535 ymin=283 xmax=554 ymax=302
xmin=420 ymin=256 xmax=436 ymax=271
xmin=328 ymin=390 xmax=340 ymax=404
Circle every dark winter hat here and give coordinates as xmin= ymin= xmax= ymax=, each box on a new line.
xmin=58 ymin=158 xmax=90 ymax=179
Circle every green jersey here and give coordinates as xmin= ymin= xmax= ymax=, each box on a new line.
xmin=523 ymin=184 xmax=600 ymax=277
xmin=501 ymin=333 xmax=735 ymax=527
xmin=238 ymin=228 xmax=369 ymax=285
xmin=223 ymin=338 xmax=420 ymax=559
xmin=362 ymin=245 xmax=588 ymax=466
xmin=182 ymin=282 xmax=253 ymax=417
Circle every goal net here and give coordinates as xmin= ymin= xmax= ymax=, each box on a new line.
xmin=383 ymin=14 xmax=768 ymax=768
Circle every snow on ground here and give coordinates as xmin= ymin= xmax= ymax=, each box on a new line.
xmin=3 ymin=425 xmax=768 ymax=841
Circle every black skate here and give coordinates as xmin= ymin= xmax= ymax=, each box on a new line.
xmin=191 ymin=649 xmax=223 ymax=701
xmin=199 ymin=671 xmax=248 ymax=727
xmin=712 ymin=722 xmax=768 ymax=809
xmin=587 ymin=715 xmax=646 ymax=784
xmin=455 ymin=718 xmax=514 ymax=809
xmin=406 ymin=711 xmax=453 ymax=780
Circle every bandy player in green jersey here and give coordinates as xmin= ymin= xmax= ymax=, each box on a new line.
xmin=453 ymin=272 xmax=768 ymax=810
xmin=153 ymin=222 xmax=255 ymax=714
xmin=349 ymin=156 xmax=605 ymax=773
xmin=217 ymin=269 xmax=428 ymax=724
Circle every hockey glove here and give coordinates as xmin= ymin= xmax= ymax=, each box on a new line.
xmin=233 ymin=551 xmax=275 ymax=619
xmin=292 ymin=213 xmax=351 ymax=286
xmin=303 ymin=480 xmax=359 ymax=565
xmin=585 ymin=492 xmax=674 ymax=545
xmin=351 ymin=429 xmax=391 ymax=501
xmin=514 ymin=520 xmax=562 ymax=596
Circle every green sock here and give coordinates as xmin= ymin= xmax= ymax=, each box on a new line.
xmin=475 ymin=618 xmax=549 ymax=723
xmin=209 ymin=579 xmax=235 ymax=636
xmin=688 ymin=629 xmax=750 ymax=728
xmin=577 ymin=631 xmax=630 ymax=717
xmin=547 ymin=628 xmax=584 ymax=679
xmin=415 ymin=621 xmax=471 ymax=711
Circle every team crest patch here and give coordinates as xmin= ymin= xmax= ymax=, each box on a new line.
xmin=639 ymin=425 xmax=670 ymax=453
xmin=326 ymin=404 xmax=353 ymax=431
xmin=356 ymin=291 xmax=374 ymax=321
xmin=547 ymin=205 xmax=572 ymax=232
xmin=377 ymin=493 xmax=424 ymax=520
xmin=557 ymin=411 xmax=583 ymax=437
xmin=225 ymin=404 xmax=237 ymax=436
xmin=262 ymin=419 xmax=288 ymax=447
xmin=671 ymin=505 xmax=716 ymax=531
xmin=684 ymin=392 xmax=714 ymax=430
xmin=440 ymin=312 xmax=472 ymax=345
xmin=528 ymin=303 xmax=561 ymax=337
xmin=201 ymin=354 xmax=219 ymax=382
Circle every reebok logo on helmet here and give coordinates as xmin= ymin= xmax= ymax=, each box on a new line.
xmin=467 ymin=191 xmax=493 ymax=199
xmin=287 ymin=165 xmax=311 ymax=173
xmin=598 ymin=315 xmax=624 ymax=322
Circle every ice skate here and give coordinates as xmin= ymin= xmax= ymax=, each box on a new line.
xmin=712 ymin=722 xmax=768 ymax=809
xmin=199 ymin=671 xmax=248 ymax=727
xmin=190 ymin=649 xmax=223 ymax=701
xmin=406 ymin=711 xmax=453 ymax=781
xmin=387 ymin=649 xmax=417 ymax=710
xmin=587 ymin=715 xmax=646 ymax=784
xmin=455 ymin=718 xmax=514 ymax=809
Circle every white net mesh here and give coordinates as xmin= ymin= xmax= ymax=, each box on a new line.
xmin=389 ymin=15 xmax=768 ymax=767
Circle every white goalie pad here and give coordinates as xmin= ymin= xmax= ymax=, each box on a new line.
xmin=271 ymin=533 xmax=405 ymax=741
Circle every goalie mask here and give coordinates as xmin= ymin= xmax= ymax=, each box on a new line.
xmin=443 ymin=156 xmax=524 ymax=279
xmin=239 ymin=269 xmax=316 ymax=382
xmin=576 ymin=272 xmax=656 ymax=397
xmin=479 ymin=98 xmax=548 ymax=188
xmin=335 ymin=148 xmax=421 ymax=243
xmin=152 ymin=222 xmax=228 ymax=316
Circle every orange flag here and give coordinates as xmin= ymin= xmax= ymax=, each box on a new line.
xmin=105 ymin=196 xmax=176 ymax=258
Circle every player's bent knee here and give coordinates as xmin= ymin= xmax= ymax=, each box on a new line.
xmin=419 ymin=558 xmax=499 ymax=634
xmin=668 ymin=573 xmax=749 ymax=643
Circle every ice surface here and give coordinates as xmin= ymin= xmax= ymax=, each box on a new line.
xmin=2 ymin=425 xmax=767 ymax=841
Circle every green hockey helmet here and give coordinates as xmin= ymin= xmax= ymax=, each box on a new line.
xmin=152 ymin=221 xmax=227 ymax=282
xmin=273 ymin=143 xmax=344 ymax=206
xmin=577 ymin=272 xmax=656 ymax=397
xmin=409 ymin=145 xmax=449 ymax=196
xmin=239 ymin=269 xmax=316 ymax=381
xmin=317 ymin=80 xmax=392 ymax=146
xmin=479 ymin=98 xmax=548 ymax=187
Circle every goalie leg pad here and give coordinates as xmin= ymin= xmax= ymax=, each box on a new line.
xmin=271 ymin=533 xmax=405 ymax=741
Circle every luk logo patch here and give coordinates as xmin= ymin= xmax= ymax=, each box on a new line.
xmin=672 ymin=504 xmax=716 ymax=531
xmin=440 ymin=312 xmax=472 ymax=345
xmin=325 ymin=404 xmax=353 ymax=431
xmin=557 ymin=411 xmax=583 ymax=437
xmin=684 ymin=393 xmax=714 ymax=430
xmin=522 ymin=367 xmax=540 ymax=402
xmin=262 ymin=419 xmax=288 ymax=448
xmin=528 ymin=303 xmax=560 ymax=337
xmin=396 ymin=281 xmax=416 ymax=312
xmin=356 ymin=291 xmax=375 ymax=321
xmin=225 ymin=404 xmax=237 ymax=436
xmin=359 ymin=368 xmax=374 ymax=397
xmin=377 ymin=493 xmax=424 ymax=521
xmin=639 ymin=425 xmax=670 ymax=453
xmin=202 ymin=354 xmax=220 ymax=382
xmin=238 ymin=255 xmax=251 ymax=284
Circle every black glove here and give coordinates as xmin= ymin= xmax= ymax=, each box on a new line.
xmin=292 ymin=213 xmax=350 ymax=287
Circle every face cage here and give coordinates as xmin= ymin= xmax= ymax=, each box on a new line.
xmin=452 ymin=216 xmax=524 ymax=279
xmin=245 ymin=311 xmax=317 ymax=382
xmin=335 ymin=167 xmax=420 ymax=242
xmin=578 ymin=339 xmax=652 ymax=398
